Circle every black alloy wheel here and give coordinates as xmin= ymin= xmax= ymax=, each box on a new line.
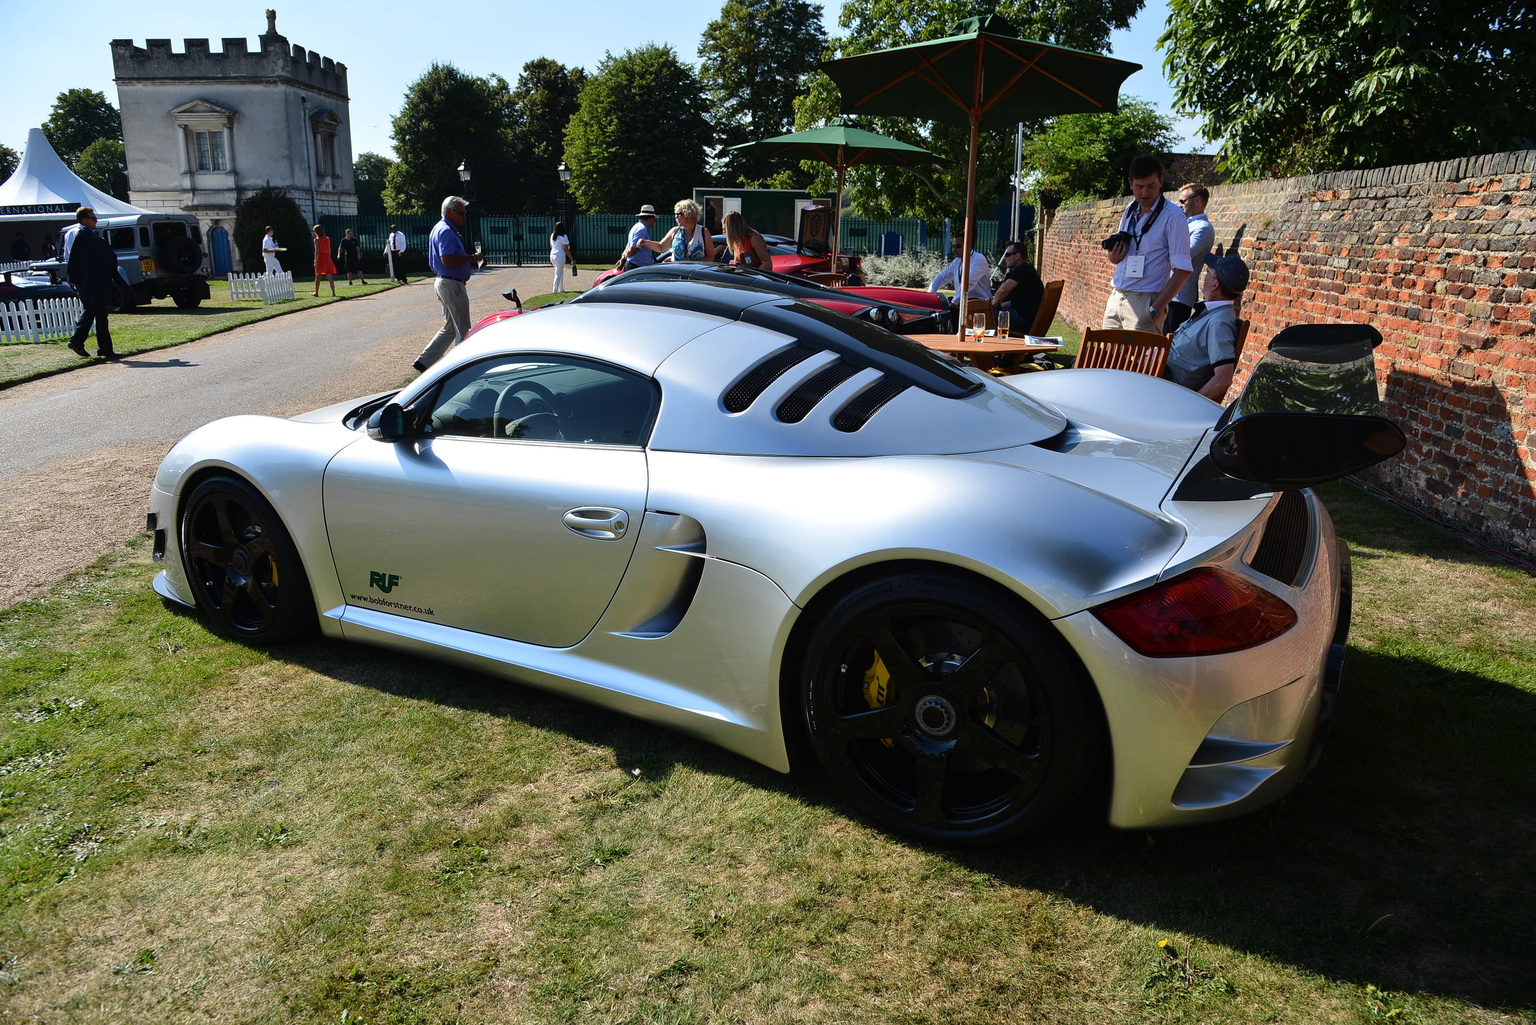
xmin=180 ymin=475 xmax=316 ymax=643
xmin=801 ymin=571 xmax=1097 ymax=845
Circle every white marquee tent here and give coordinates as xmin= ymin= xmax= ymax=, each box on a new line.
xmin=1 ymin=128 xmax=150 ymax=228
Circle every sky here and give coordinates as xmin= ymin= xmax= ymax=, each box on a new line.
xmin=0 ymin=0 xmax=1201 ymax=165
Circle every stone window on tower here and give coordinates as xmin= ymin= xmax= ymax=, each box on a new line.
xmin=170 ymin=100 xmax=237 ymax=180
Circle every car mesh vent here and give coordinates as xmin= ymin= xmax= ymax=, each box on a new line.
xmin=832 ymin=377 xmax=910 ymax=432
xmin=723 ymin=346 xmax=815 ymax=413
xmin=1249 ymin=490 xmax=1310 ymax=586
xmin=776 ymin=359 xmax=863 ymax=423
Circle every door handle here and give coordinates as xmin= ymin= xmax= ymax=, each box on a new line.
xmin=562 ymin=507 xmax=628 ymax=540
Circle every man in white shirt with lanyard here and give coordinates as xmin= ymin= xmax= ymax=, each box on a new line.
xmin=1101 ymin=154 xmax=1191 ymax=334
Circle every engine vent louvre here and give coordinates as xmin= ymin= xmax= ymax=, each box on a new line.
xmin=832 ymin=377 xmax=910 ymax=432
xmin=776 ymin=360 xmax=863 ymax=423
xmin=723 ymin=346 xmax=815 ymax=413
xmin=1249 ymin=490 xmax=1310 ymax=586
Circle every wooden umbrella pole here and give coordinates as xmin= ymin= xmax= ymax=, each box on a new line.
xmin=834 ymin=154 xmax=846 ymax=273
xmin=958 ymin=109 xmax=981 ymax=339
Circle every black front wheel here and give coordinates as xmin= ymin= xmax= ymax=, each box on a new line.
xmin=179 ymin=476 xmax=316 ymax=643
xmin=800 ymin=571 xmax=1098 ymax=846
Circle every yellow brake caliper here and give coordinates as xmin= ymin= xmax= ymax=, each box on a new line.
xmin=861 ymin=650 xmax=897 ymax=748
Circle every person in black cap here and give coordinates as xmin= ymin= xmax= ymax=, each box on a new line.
xmin=1166 ymin=250 xmax=1249 ymax=401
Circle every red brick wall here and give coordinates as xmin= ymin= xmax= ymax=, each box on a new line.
xmin=1040 ymin=151 xmax=1536 ymax=563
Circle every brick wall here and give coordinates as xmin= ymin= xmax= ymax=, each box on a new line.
xmin=1040 ymin=151 xmax=1536 ymax=563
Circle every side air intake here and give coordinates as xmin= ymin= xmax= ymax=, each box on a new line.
xmin=776 ymin=360 xmax=863 ymax=423
xmin=723 ymin=346 xmax=815 ymax=413
xmin=832 ymin=378 xmax=910 ymax=432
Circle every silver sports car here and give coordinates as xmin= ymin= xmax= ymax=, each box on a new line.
xmin=147 ymin=281 xmax=1403 ymax=845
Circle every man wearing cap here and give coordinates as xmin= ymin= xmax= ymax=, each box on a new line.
xmin=621 ymin=205 xmax=659 ymax=270
xmin=1102 ymin=154 xmax=1192 ymax=333
xmin=412 ymin=196 xmax=484 ymax=372
xmin=1166 ymin=252 xmax=1249 ymax=401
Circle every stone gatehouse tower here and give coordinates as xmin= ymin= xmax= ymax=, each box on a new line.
xmin=111 ymin=10 xmax=357 ymax=273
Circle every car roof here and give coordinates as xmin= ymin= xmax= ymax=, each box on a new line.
xmin=571 ymin=279 xmax=977 ymax=399
xmin=594 ymin=262 xmax=930 ymax=311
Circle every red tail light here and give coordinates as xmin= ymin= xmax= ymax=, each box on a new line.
xmin=1091 ymin=567 xmax=1298 ymax=657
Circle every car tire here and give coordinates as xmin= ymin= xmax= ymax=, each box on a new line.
xmin=109 ymin=280 xmax=136 ymax=313
xmin=799 ymin=570 xmax=1098 ymax=846
xmin=173 ymin=291 xmax=202 ymax=309
xmin=179 ymin=475 xmax=317 ymax=644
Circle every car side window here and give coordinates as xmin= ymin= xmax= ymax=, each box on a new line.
xmin=426 ymin=356 xmax=658 ymax=446
xmin=106 ymin=228 xmax=136 ymax=251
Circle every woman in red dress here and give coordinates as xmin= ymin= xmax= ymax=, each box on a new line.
xmin=312 ymin=224 xmax=338 ymax=297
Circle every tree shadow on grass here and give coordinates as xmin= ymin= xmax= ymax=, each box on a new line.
xmin=264 ymin=620 xmax=1534 ymax=1015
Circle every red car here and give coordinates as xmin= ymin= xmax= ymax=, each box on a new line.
xmin=464 ymin=266 xmax=953 ymax=341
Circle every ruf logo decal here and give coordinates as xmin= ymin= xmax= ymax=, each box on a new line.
xmin=369 ymin=571 xmax=401 ymax=593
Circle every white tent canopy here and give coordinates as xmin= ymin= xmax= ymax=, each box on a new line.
xmin=1 ymin=128 xmax=151 ymax=224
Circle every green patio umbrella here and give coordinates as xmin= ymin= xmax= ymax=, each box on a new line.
xmin=821 ymin=15 xmax=1140 ymax=331
xmin=728 ymin=118 xmax=938 ymax=266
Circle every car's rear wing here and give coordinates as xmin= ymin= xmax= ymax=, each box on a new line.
xmin=1174 ymin=323 xmax=1407 ymax=500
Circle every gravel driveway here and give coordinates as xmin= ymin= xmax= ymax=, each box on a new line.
xmin=0 ymin=265 xmax=587 ymax=609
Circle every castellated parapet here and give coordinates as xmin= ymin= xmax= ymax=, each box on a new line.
xmin=110 ymin=30 xmax=349 ymax=100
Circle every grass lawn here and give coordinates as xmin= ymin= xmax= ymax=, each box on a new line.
xmin=0 ymin=278 xmax=398 ymax=388
xmin=1 ymin=481 xmax=1532 ymax=1023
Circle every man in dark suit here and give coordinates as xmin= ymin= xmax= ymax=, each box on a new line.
xmin=65 ymin=207 xmax=119 ymax=359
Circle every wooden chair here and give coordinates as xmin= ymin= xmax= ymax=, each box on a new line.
xmin=1233 ymin=318 xmax=1252 ymax=362
xmin=1026 ymin=279 xmax=1064 ymax=337
xmin=806 ymin=272 xmax=849 ymax=288
xmin=1075 ymin=328 xmax=1172 ymax=377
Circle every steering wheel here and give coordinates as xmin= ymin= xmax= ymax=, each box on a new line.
xmin=504 ymin=411 xmax=565 ymax=442
xmin=796 ymin=238 xmax=832 ymax=257
xmin=493 ymin=380 xmax=559 ymax=438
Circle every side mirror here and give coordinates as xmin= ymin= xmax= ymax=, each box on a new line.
xmin=367 ymin=402 xmax=407 ymax=442
xmin=1209 ymin=411 xmax=1406 ymax=487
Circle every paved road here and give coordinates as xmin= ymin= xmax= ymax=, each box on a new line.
xmin=0 ymin=265 xmax=575 ymax=608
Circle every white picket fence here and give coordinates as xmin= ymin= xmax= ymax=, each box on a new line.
xmin=0 ymin=296 xmax=87 ymax=343
xmin=228 ymin=270 xmax=296 ymax=304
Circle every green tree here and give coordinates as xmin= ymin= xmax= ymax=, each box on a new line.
xmin=1024 ymin=97 xmax=1176 ymax=206
xmin=354 ymin=151 xmax=393 ymax=215
xmin=699 ymin=0 xmax=828 ymax=186
xmin=797 ymin=0 xmax=1144 ymax=223
xmin=43 ymin=89 xmax=123 ymax=168
xmin=565 ymin=46 xmax=709 ymax=214
xmin=76 ymin=139 xmax=129 ymax=200
xmin=514 ymin=59 xmax=587 ymax=214
xmin=1161 ymin=0 xmax=1536 ymax=179
xmin=0 ymin=142 xmax=17 ymax=183
xmin=233 ymin=186 xmax=309 ymax=275
xmin=386 ymin=64 xmax=523 ymax=214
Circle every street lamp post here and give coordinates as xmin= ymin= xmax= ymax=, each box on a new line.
xmin=457 ymin=160 xmax=479 ymax=268
xmin=557 ymin=160 xmax=572 ymax=233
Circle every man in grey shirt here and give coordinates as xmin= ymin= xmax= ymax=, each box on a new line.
xmin=1166 ymin=184 xmax=1214 ymax=333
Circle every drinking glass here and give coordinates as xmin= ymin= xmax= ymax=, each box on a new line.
xmin=996 ymin=310 xmax=1011 ymax=337
xmin=971 ymin=312 xmax=987 ymax=339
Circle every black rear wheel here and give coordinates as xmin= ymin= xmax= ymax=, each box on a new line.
xmin=179 ymin=476 xmax=316 ymax=643
xmin=800 ymin=571 xmax=1097 ymax=845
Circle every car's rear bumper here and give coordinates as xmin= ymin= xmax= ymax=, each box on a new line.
xmin=1054 ymin=496 xmax=1348 ymax=829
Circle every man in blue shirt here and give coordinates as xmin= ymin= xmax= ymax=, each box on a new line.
xmin=414 ymin=195 xmax=484 ymax=372
xmin=1167 ymin=252 xmax=1249 ymax=401
xmin=620 ymin=204 xmax=658 ymax=270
